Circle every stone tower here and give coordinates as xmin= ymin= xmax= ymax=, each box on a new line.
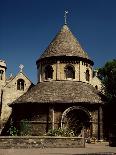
xmin=36 ymin=25 xmax=94 ymax=84
xmin=0 ymin=60 xmax=7 ymax=88
xmin=36 ymin=25 xmax=102 ymax=90
xmin=0 ymin=60 xmax=7 ymax=132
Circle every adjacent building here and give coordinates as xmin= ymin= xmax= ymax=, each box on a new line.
xmin=0 ymin=60 xmax=33 ymax=133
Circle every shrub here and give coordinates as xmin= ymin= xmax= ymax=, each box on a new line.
xmin=46 ymin=128 xmax=75 ymax=137
xmin=7 ymin=122 xmax=18 ymax=136
xmin=19 ymin=119 xmax=30 ymax=136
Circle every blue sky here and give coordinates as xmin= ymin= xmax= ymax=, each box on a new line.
xmin=0 ymin=0 xmax=116 ymax=83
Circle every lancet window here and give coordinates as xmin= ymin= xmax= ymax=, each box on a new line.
xmin=17 ymin=79 xmax=25 ymax=90
xmin=86 ymin=70 xmax=90 ymax=81
xmin=0 ymin=70 xmax=4 ymax=80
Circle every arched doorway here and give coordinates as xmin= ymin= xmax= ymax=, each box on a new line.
xmin=61 ymin=106 xmax=92 ymax=137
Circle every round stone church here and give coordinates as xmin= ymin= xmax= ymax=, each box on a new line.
xmin=8 ymin=24 xmax=104 ymax=139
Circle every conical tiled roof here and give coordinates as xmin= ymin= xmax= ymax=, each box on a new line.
xmin=40 ymin=25 xmax=89 ymax=59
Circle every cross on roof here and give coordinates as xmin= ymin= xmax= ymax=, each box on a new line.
xmin=64 ymin=10 xmax=68 ymax=25
xmin=19 ymin=64 xmax=24 ymax=72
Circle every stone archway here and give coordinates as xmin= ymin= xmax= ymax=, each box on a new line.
xmin=61 ymin=106 xmax=92 ymax=137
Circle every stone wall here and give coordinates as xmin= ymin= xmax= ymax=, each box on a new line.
xmin=91 ymin=75 xmax=102 ymax=91
xmin=90 ymin=109 xmax=99 ymax=138
xmin=39 ymin=61 xmax=93 ymax=83
xmin=3 ymin=104 xmax=101 ymax=140
xmin=10 ymin=104 xmax=49 ymax=136
xmin=38 ymin=61 xmax=101 ymax=91
xmin=0 ymin=136 xmax=85 ymax=148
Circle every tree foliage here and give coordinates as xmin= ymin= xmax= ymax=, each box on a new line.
xmin=98 ymin=59 xmax=116 ymax=103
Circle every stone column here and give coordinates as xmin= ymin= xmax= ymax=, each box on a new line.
xmin=91 ymin=110 xmax=98 ymax=139
xmin=56 ymin=61 xmax=60 ymax=80
xmin=98 ymin=106 xmax=103 ymax=140
xmin=49 ymin=106 xmax=55 ymax=130
xmin=79 ymin=61 xmax=80 ymax=81
xmin=52 ymin=108 xmax=55 ymax=130
xmin=92 ymin=121 xmax=98 ymax=139
xmin=39 ymin=63 xmax=42 ymax=82
xmin=0 ymin=89 xmax=3 ymax=133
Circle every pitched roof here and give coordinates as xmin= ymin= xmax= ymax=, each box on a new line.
xmin=10 ymin=81 xmax=104 ymax=106
xmin=5 ymin=71 xmax=33 ymax=87
xmin=39 ymin=25 xmax=89 ymax=60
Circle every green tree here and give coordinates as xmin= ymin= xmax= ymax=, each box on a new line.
xmin=98 ymin=59 xmax=116 ymax=103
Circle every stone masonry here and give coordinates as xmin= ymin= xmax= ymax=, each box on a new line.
xmin=0 ymin=60 xmax=32 ymax=133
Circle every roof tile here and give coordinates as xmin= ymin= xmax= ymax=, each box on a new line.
xmin=39 ymin=25 xmax=89 ymax=59
xmin=11 ymin=81 xmax=103 ymax=105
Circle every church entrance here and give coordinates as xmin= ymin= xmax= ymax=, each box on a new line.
xmin=61 ymin=106 xmax=92 ymax=137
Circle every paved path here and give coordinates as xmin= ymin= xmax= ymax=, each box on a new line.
xmin=0 ymin=143 xmax=116 ymax=155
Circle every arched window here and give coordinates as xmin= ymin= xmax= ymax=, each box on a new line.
xmin=17 ymin=79 xmax=25 ymax=90
xmin=45 ymin=65 xmax=53 ymax=80
xmin=86 ymin=70 xmax=90 ymax=81
xmin=0 ymin=70 xmax=4 ymax=80
xmin=65 ymin=65 xmax=75 ymax=79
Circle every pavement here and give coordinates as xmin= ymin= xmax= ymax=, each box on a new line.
xmin=0 ymin=142 xmax=116 ymax=155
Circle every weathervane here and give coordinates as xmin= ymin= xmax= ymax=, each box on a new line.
xmin=19 ymin=64 xmax=24 ymax=72
xmin=64 ymin=10 xmax=68 ymax=25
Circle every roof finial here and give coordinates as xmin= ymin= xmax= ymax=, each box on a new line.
xmin=10 ymin=73 xmax=13 ymax=78
xmin=64 ymin=10 xmax=68 ymax=25
xmin=19 ymin=64 xmax=24 ymax=72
